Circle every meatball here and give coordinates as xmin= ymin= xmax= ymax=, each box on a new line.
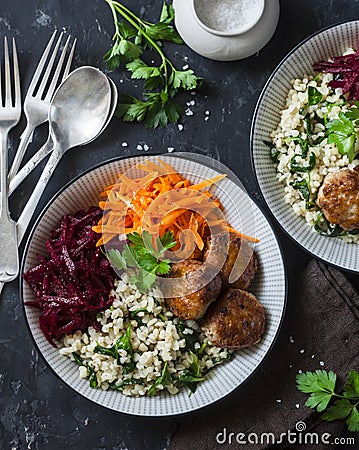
xmin=201 ymin=288 xmax=266 ymax=349
xmin=203 ymin=232 xmax=258 ymax=290
xmin=317 ymin=167 xmax=359 ymax=231
xmin=165 ymin=259 xmax=222 ymax=320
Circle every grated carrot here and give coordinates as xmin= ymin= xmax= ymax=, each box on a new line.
xmin=93 ymin=158 xmax=259 ymax=248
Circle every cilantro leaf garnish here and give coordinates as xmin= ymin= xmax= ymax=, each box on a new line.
xmin=104 ymin=0 xmax=201 ymax=128
xmin=296 ymin=369 xmax=359 ymax=432
xmin=106 ymin=231 xmax=176 ymax=292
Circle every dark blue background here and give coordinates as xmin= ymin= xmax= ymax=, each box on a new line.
xmin=0 ymin=1 xmax=357 ymax=449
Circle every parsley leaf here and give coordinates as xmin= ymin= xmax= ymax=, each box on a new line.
xmin=121 ymin=244 xmax=139 ymax=268
xmin=116 ymin=95 xmax=149 ymax=123
xmin=131 ymin=269 xmax=156 ymax=293
xmin=117 ymin=93 xmax=182 ymax=128
xmin=159 ymin=3 xmax=175 ymax=24
xmin=296 ymin=370 xmax=336 ymax=412
xmin=347 ymin=406 xmax=359 ymax=432
xmin=126 ymin=59 xmax=161 ymax=80
xmin=117 ymin=21 xmax=138 ymax=40
xmin=155 ymin=260 xmax=172 ymax=275
xmin=296 ymin=369 xmax=359 ymax=432
xmin=326 ymin=112 xmax=356 ymax=162
xmin=296 ymin=370 xmax=337 ymax=394
xmin=104 ymin=47 xmax=123 ymax=72
xmin=127 ymin=231 xmax=146 ymax=250
xmin=104 ymin=0 xmax=201 ymax=128
xmin=138 ymin=253 xmax=159 ymax=272
xmin=160 ymin=230 xmax=178 ymax=251
xmin=344 ymin=370 xmax=359 ymax=398
xmin=171 ymin=69 xmax=199 ymax=91
xmin=106 ymin=248 xmax=127 ymax=270
xmin=345 ymin=106 xmax=359 ymax=121
xmin=322 ymin=399 xmax=355 ymax=421
xmin=322 ymin=400 xmax=359 ymax=432
xmin=144 ymin=22 xmax=183 ymax=44
xmin=106 ymin=231 xmax=176 ymax=292
xmin=145 ymin=98 xmax=182 ymax=128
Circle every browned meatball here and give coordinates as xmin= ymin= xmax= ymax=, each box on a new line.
xmin=317 ymin=167 xmax=359 ymax=231
xmin=203 ymin=232 xmax=258 ymax=290
xmin=165 ymin=259 xmax=222 ymax=320
xmin=201 ymin=288 xmax=266 ymax=349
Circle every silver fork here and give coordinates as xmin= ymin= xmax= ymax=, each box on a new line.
xmin=0 ymin=37 xmax=21 ymax=283
xmin=8 ymin=30 xmax=76 ymax=181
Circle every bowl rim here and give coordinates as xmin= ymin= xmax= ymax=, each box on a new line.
xmin=250 ymin=19 xmax=359 ymax=275
xmin=20 ymin=153 xmax=288 ymax=417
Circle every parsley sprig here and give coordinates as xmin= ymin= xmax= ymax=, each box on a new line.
xmin=104 ymin=0 xmax=201 ymax=128
xmin=296 ymin=369 xmax=359 ymax=432
xmin=106 ymin=230 xmax=176 ymax=292
xmin=326 ymin=112 xmax=357 ymax=163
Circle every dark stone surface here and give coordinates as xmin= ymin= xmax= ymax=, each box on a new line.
xmin=0 ymin=0 xmax=358 ymax=449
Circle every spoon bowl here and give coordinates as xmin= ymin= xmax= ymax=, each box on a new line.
xmin=50 ymin=67 xmax=111 ymax=149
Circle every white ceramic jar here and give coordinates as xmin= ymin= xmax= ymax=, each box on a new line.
xmin=173 ymin=0 xmax=280 ymax=61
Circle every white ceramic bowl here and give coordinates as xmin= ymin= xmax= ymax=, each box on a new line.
xmin=174 ymin=0 xmax=280 ymax=61
xmin=21 ymin=153 xmax=286 ymax=416
xmin=251 ymin=21 xmax=359 ymax=273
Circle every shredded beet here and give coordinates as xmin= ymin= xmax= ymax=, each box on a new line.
xmin=314 ymin=49 xmax=359 ymax=100
xmin=23 ymin=206 xmax=116 ymax=346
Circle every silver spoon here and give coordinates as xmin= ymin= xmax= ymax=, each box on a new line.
xmin=16 ymin=66 xmax=112 ymax=244
xmin=9 ymin=75 xmax=117 ymax=195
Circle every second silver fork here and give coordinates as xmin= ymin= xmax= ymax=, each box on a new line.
xmin=8 ymin=30 xmax=76 ymax=181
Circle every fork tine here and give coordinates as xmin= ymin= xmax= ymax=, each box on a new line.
xmin=44 ymin=35 xmax=71 ymax=101
xmin=4 ymin=37 xmax=12 ymax=107
xmin=36 ymin=31 xmax=64 ymax=98
xmin=62 ymin=37 xmax=77 ymax=81
xmin=12 ymin=38 xmax=21 ymax=108
xmin=26 ymin=29 xmax=57 ymax=96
